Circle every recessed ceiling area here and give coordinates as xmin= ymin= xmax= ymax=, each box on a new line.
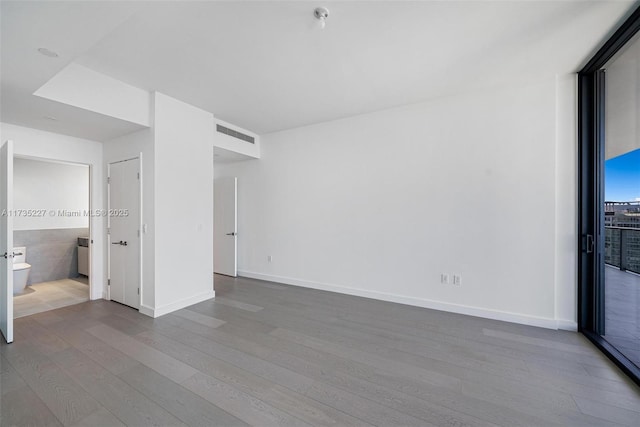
xmin=0 ymin=1 xmax=144 ymax=140
xmin=1 ymin=1 xmax=637 ymax=141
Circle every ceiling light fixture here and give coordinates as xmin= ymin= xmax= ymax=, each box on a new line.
xmin=314 ymin=7 xmax=329 ymax=29
xmin=37 ymin=47 xmax=59 ymax=58
xmin=43 ymin=116 xmax=58 ymax=121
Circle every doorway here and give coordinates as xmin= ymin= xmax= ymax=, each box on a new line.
xmin=108 ymin=158 xmax=141 ymax=309
xmin=11 ymin=157 xmax=91 ymax=318
xmin=579 ymin=6 xmax=640 ymax=385
xmin=214 ymin=176 xmax=237 ymax=277
xmin=0 ymin=144 xmax=94 ymax=342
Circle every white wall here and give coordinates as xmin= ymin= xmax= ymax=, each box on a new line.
xmin=103 ymin=93 xmax=216 ymax=317
xmin=218 ymin=77 xmax=578 ymax=330
xmin=13 ymin=158 xmax=89 ymax=230
xmin=153 ymin=92 xmax=215 ymax=315
xmin=0 ymin=122 xmax=104 ymax=300
xmin=104 ymin=128 xmax=155 ymax=308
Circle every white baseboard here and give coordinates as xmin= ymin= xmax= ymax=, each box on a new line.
xmin=139 ymin=304 xmax=155 ymax=318
xmin=140 ymin=290 xmax=216 ymax=318
xmin=239 ymin=270 xmax=572 ymax=330
xmin=555 ymin=319 xmax=578 ymax=331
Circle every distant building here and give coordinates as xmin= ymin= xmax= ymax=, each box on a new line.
xmin=604 ymin=201 xmax=640 ymax=273
xmin=604 ymin=201 xmax=640 ymax=228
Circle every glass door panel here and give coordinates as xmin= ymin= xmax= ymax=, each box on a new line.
xmin=602 ymin=30 xmax=640 ymax=368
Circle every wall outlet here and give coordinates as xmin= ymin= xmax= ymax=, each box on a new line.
xmin=452 ymin=274 xmax=462 ymax=286
xmin=440 ymin=273 xmax=449 ymax=284
xmin=267 ymin=255 xmax=273 ymax=263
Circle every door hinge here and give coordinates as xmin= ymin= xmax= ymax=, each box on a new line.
xmin=108 ymin=279 xmax=111 ymax=286
xmin=107 ymin=227 xmax=111 ymax=235
xmin=137 ymin=229 xmax=140 ymax=237
xmin=137 ymin=288 xmax=140 ymax=295
xmin=107 ymin=176 xmax=111 ymax=184
xmin=137 ymin=172 xmax=140 ymax=180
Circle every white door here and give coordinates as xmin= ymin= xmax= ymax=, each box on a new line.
xmin=1 ymin=140 xmax=13 ymax=343
xmin=108 ymin=158 xmax=140 ymax=309
xmin=214 ymin=177 xmax=237 ymax=277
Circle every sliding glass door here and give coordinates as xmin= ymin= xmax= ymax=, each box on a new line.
xmin=579 ymin=6 xmax=640 ymax=385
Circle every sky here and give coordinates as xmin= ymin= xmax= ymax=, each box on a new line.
xmin=605 ymin=148 xmax=640 ymax=202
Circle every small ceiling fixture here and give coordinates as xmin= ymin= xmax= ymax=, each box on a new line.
xmin=37 ymin=47 xmax=59 ymax=58
xmin=314 ymin=7 xmax=329 ymax=29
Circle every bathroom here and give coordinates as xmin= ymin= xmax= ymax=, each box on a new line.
xmin=12 ymin=157 xmax=90 ymax=318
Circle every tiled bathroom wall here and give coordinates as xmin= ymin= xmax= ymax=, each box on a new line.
xmin=13 ymin=228 xmax=89 ymax=285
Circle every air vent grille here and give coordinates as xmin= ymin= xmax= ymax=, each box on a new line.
xmin=216 ymin=124 xmax=255 ymax=144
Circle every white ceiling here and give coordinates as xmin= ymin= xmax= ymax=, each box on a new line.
xmin=1 ymin=1 xmax=638 ymax=141
xmin=0 ymin=1 xmax=145 ymax=140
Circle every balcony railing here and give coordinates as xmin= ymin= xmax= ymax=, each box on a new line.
xmin=605 ymin=227 xmax=640 ymax=274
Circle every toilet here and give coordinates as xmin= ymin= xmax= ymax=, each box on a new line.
xmin=13 ymin=246 xmax=31 ymax=295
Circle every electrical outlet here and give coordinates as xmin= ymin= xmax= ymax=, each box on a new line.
xmin=267 ymin=255 xmax=273 ymax=263
xmin=452 ymin=274 xmax=462 ymax=286
xmin=440 ymin=274 xmax=449 ymax=284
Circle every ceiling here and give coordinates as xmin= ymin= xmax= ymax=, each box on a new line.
xmin=1 ymin=1 xmax=638 ymax=141
xmin=0 ymin=1 xmax=145 ymax=140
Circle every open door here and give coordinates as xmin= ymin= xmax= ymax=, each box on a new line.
xmin=214 ymin=177 xmax=237 ymax=277
xmin=1 ymin=140 xmax=14 ymax=343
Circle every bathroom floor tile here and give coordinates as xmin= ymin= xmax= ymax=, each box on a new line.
xmin=13 ymin=279 xmax=90 ymax=319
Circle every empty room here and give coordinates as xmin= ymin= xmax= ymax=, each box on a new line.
xmin=1 ymin=1 xmax=640 ymax=426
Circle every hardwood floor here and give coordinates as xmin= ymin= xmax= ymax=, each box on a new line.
xmin=1 ymin=274 xmax=639 ymax=426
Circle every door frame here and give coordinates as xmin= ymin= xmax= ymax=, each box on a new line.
xmin=578 ymin=5 xmax=640 ymax=386
xmin=107 ymin=155 xmax=143 ymax=309
xmin=12 ymin=154 xmax=95 ymax=306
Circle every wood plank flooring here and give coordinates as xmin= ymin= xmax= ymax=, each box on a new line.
xmin=1 ymin=274 xmax=639 ymax=426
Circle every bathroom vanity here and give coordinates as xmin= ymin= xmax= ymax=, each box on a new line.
xmin=78 ymin=237 xmax=89 ymax=276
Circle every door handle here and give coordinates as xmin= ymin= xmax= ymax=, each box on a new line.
xmin=582 ymin=234 xmax=594 ymax=254
xmin=111 ymin=241 xmax=128 ymax=246
xmin=2 ymin=252 xmax=11 ymax=259
xmin=226 ymin=232 xmax=237 ymax=236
